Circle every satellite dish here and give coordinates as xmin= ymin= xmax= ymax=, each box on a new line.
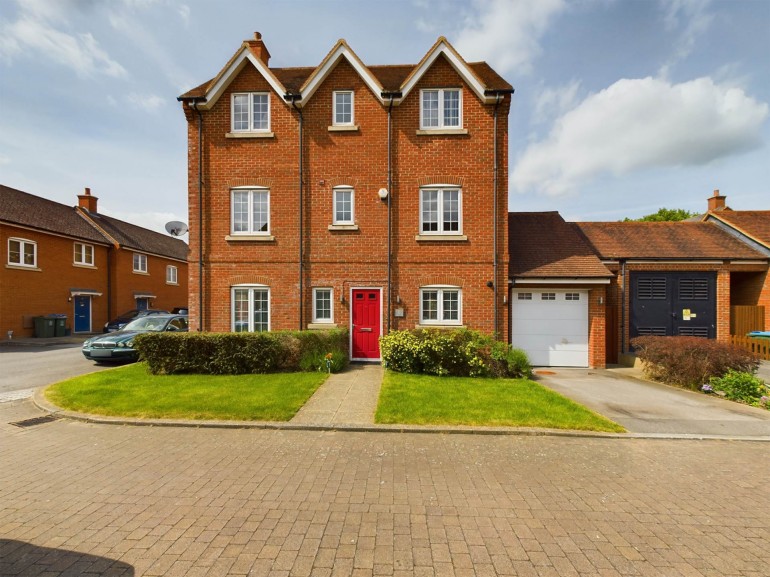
xmin=165 ymin=221 xmax=189 ymax=236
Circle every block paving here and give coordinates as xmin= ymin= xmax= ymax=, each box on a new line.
xmin=1 ymin=399 xmax=768 ymax=576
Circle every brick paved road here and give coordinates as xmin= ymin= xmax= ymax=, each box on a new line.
xmin=1 ymin=400 xmax=768 ymax=577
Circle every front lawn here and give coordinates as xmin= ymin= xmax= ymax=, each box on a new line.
xmin=375 ymin=371 xmax=625 ymax=432
xmin=46 ymin=363 xmax=327 ymax=421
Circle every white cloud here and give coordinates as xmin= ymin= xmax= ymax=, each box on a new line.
xmin=126 ymin=92 xmax=165 ymax=112
xmin=511 ymin=76 xmax=769 ymax=196
xmin=0 ymin=0 xmax=127 ymax=78
xmin=454 ymin=0 xmax=566 ymax=74
xmin=177 ymin=4 xmax=190 ymax=25
xmin=533 ymin=80 xmax=581 ymax=125
xmin=659 ymin=0 xmax=713 ymax=77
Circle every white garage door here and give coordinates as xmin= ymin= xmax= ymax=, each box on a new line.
xmin=511 ymin=290 xmax=589 ymax=367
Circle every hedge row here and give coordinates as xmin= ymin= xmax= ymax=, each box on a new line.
xmin=380 ymin=328 xmax=531 ymax=378
xmin=133 ymin=329 xmax=349 ymax=375
xmin=631 ymin=335 xmax=759 ymax=390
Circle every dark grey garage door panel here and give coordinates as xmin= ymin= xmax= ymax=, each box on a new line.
xmin=631 ymin=272 xmax=716 ymax=339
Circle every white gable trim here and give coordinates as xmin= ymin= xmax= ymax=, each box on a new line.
xmin=201 ymin=47 xmax=288 ymax=110
xmin=400 ymin=39 xmax=490 ymax=104
xmin=298 ymin=42 xmax=383 ymax=106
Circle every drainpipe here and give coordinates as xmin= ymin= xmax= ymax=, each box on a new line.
xmin=383 ymin=92 xmax=399 ymax=332
xmin=107 ymin=246 xmax=113 ymax=322
xmin=191 ymin=100 xmax=204 ymax=332
xmin=288 ymin=95 xmax=304 ymax=330
xmin=621 ymin=259 xmax=626 ymax=353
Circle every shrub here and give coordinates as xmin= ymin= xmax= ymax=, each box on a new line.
xmin=134 ymin=329 xmax=349 ymax=375
xmin=631 ymin=336 xmax=759 ymax=390
xmin=706 ymin=370 xmax=769 ymax=407
xmin=379 ymin=328 xmax=531 ymax=378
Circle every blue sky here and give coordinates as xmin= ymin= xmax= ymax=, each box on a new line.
xmin=1 ymin=0 xmax=768 ymax=235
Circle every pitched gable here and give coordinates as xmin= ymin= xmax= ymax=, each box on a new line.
xmin=705 ymin=211 xmax=770 ymax=250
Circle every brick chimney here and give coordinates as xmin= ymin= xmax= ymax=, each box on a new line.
xmin=707 ymin=189 xmax=726 ymax=212
xmin=77 ymin=187 xmax=98 ymax=213
xmin=246 ymin=32 xmax=270 ymax=65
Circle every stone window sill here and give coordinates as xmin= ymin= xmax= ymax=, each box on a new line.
xmin=73 ymin=263 xmax=97 ymax=270
xmin=415 ymin=128 xmax=468 ymax=136
xmin=328 ymin=125 xmax=359 ymax=132
xmin=6 ymin=264 xmax=41 ymax=272
xmin=225 ymin=235 xmax=276 ymax=242
xmin=307 ymin=323 xmax=338 ymax=330
xmin=415 ymin=234 xmax=467 ymax=242
xmin=132 ymin=270 xmax=149 ymax=275
xmin=225 ymin=131 xmax=275 ymax=139
xmin=415 ymin=324 xmax=465 ymax=329
xmin=328 ymin=224 xmax=359 ymax=231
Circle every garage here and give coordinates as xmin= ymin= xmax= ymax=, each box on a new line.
xmin=511 ymin=289 xmax=589 ymax=367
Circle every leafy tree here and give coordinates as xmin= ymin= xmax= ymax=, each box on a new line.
xmin=623 ymin=207 xmax=698 ymax=222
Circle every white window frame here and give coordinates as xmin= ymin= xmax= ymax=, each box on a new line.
xmin=420 ymin=88 xmax=462 ymax=129
xmin=133 ymin=253 xmax=148 ymax=273
xmin=73 ymin=242 xmax=94 ymax=266
xmin=332 ymin=186 xmax=355 ymax=225
xmin=231 ymin=92 xmax=271 ymax=133
xmin=231 ymin=285 xmax=270 ymax=332
xmin=332 ymin=90 xmax=354 ymax=126
xmin=7 ymin=237 xmax=37 ymax=268
xmin=166 ymin=265 xmax=178 ymax=285
xmin=312 ymin=287 xmax=334 ymax=323
xmin=231 ymin=187 xmax=271 ymax=235
xmin=419 ymin=186 xmax=462 ymax=235
xmin=419 ymin=286 xmax=462 ymax=326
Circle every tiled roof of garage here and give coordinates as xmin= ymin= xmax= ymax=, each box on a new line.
xmin=508 ymin=212 xmax=613 ymax=278
xmin=574 ymin=221 xmax=766 ymax=260
xmin=705 ymin=211 xmax=770 ymax=249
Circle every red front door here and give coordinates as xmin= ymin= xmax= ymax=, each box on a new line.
xmin=351 ymin=289 xmax=381 ymax=359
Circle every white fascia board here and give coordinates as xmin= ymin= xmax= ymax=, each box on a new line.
xmin=400 ymin=43 xmax=488 ymax=103
xmin=300 ymin=46 xmax=383 ymax=105
xmin=625 ymin=260 xmax=724 ymax=265
xmin=202 ymin=50 xmax=287 ymax=110
xmin=513 ymin=278 xmax=611 ymax=285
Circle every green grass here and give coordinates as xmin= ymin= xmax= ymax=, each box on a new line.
xmin=375 ymin=371 xmax=625 ymax=432
xmin=46 ymin=363 xmax=327 ymax=421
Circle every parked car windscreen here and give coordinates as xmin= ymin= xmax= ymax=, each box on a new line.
xmin=123 ymin=317 xmax=170 ymax=332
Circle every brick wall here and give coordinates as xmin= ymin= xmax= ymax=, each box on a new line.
xmin=183 ymin=53 xmax=510 ymax=349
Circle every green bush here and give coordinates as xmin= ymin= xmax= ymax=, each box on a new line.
xmin=134 ymin=329 xmax=349 ymax=375
xmin=706 ymin=370 xmax=769 ymax=407
xmin=379 ymin=328 xmax=531 ymax=378
xmin=631 ymin=335 xmax=759 ymax=390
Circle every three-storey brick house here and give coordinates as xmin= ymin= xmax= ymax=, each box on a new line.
xmin=179 ymin=33 xmax=512 ymax=360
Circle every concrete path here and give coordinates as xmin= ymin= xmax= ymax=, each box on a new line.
xmin=536 ymin=367 xmax=770 ymax=437
xmin=292 ymin=363 xmax=383 ymax=425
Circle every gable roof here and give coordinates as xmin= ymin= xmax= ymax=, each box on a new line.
xmin=574 ymin=221 xmax=767 ymax=260
xmin=508 ymin=212 xmax=613 ymax=279
xmin=704 ymin=210 xmax=770 ymax=250
xmin=0 ymin=184 xmax=108 ymax=244
xmin=179 ymin=35 xmax=513 ymax=108
xmin=79 ymin=210 xmax=189 ymax=261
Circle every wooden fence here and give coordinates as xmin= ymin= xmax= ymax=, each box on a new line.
xmin=730 ymin=305 xmax=765 ymax=336
xmin=729 ymin=335 xmax=770 ymax=361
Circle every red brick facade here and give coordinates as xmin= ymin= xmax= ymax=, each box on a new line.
xmin=181 ymin=37 xmax=511 ymax=358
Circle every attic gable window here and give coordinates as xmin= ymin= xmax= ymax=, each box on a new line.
xmin=333 ymin=91 xmax=354 ymax=126
xmin=232 ymin=92 xmax=270 ymax=132
xmin=420 ymin=88 xmax=461 ymax=129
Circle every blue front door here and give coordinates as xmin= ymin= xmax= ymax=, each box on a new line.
xmin=74 ymin=296 xmax=91 ymax=333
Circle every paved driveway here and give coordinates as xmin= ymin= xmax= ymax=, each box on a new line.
xmin=1 ymin=399 xmax=769 ymax=577
xmin=536 ymin=368 xmax=770 ymax=437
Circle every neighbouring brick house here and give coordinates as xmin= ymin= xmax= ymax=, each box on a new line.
xmin=0 ymin=185 xmax=188 ymax=337
xmin=178 ymin=33 xmax=512 ymax=360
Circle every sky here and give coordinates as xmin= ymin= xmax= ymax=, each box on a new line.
xmin=0 ymin=0 xmax=768 ymax=236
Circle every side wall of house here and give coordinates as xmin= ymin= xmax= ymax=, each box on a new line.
xmin=110 ymin=250 xmax=188 ymax=319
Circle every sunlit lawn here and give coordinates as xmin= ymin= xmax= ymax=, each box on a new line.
xmin=46 ymin=362 xmax=327 ymax=421
xmin=375 ymin=371 xmax=625 ymax=432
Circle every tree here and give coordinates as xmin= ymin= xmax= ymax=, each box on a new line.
xmin=623 ymin=208 xmax=698 ymax=222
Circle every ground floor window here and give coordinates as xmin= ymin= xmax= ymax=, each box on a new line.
xmin=232 ymin=285 xmax=270 ymax=332
xmin=420 ymin=286 xmax=461 ymax=325
xmin=312 ymin=288 xmax=333 ymax=323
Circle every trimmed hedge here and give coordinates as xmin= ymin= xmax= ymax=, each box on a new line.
xmin=380 ymin=328 xmax=531 ymax=378
xmin=631 ymin=335 xmax=759 ymax=389
xmin=134 ymin=329 xmax=349 ymax=375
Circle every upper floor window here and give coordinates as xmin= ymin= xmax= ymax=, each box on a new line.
xmin=232 ymin=285 xmax=269 ymax=332
xmin=232 ymin=92 xmax=270 ymax=132
xmin=333 ymin=187 xmax=355 ymax=225
xmin=232 ymin=188 xmax=270 ymax=235
xmin=166 ymin=265 xmax=178 ymax=284
xmin=420 ymin=89 xmax=461 ymax=129
xmin=420 ymin=187 xmax=462 ymax=235
xmin=333 ymin=91 xmax=354 ymax=126
xmin=8 ymin=238 xmax=36 ymax=268
xmin=133 ymin=253 xmax=148 ymax=273
xmin=420 ymin=286 xmax=462 ymax=326
xmin=312 ymin=288 xmax=333 ymax=323
xmin=74 ymin=242 xmax=94 ymax=266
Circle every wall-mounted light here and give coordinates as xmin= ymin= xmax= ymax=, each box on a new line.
xmin=599 ymin=296 xmax=604 ymax=305
xmin=378 ymin=188 xmax=389 ymax=200
xmin=339 ymin=293 xmax=345 ymax=304
xmin=68 ymin=297 xmax=72 ymax=302
xmin=396 ymin=295 xmax=401 ymax=304
xmin=503 ymin=295 xmax=508 ymax=305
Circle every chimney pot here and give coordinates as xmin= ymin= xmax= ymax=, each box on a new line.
xmin=246 ymin=31 xmax=270 ymax=65
xmin=78 ymin=187 xmax=98 ymax=213
xmin=707 ymin=189 xmax=726 ymax=212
